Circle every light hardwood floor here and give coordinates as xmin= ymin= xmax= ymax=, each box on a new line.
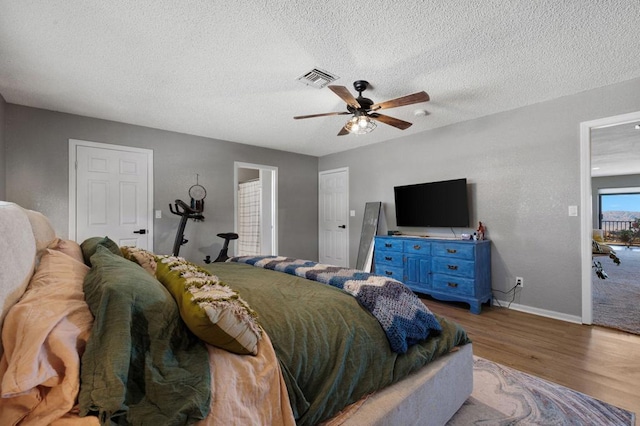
xmin=421 ymin=297 xmax=640 ymax=419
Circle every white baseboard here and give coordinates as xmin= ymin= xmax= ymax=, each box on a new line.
xmin=492 ymin=300 xmax=582 ymax=324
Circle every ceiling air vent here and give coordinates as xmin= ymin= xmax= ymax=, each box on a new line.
xmin=296 ymin=68 xmax=339 ymax=89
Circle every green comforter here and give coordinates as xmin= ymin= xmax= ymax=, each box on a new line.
xmin=207 ymin=262 xmax=471 ymax=426
xmin=79 ymin=246 xmax=211 ymax=425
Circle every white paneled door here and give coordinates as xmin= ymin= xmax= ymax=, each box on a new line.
xmin=71 ymin=140 xmax=153 ymax=249
xmin=319 ymin=168 xmax=349 ymax=267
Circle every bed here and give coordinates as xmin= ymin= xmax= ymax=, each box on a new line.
xmin=0 ymin=201 xmax=473 ymax=425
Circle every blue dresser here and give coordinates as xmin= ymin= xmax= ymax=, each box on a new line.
xmin=374 ymin=236 xmax=492 ymax=314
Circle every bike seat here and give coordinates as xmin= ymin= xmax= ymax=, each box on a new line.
xmin=217 ymin=232 xmax=239 ymax=240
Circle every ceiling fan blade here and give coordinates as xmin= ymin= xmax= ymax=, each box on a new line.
xmin=370 ymin=113 xmax=413 ymax=130
xmin=337 ymin=126 xmax=350 ymax=136
xmin=294 ymin=111 xmax=350 ymax=120
xmin=371 ymin=91 xmax=430 ymax=111
xmin=328 ymin=85 xmax=361 ymax=109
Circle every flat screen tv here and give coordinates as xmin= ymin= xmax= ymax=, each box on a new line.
xmin=394 ymin=178 xmax=469 ymax=227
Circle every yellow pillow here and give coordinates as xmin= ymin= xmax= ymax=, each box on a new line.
xmin=154 ymin=255 xmax=262 ymax=355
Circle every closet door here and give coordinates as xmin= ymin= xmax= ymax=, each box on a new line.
xmin=319 ymin=168 xmax=349 ymax=267
xmin=71 ymin=140 xmax=153 ymax=249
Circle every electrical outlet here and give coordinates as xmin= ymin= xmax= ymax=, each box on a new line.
xmin=515 ymin=277 xmax=524 ymax=288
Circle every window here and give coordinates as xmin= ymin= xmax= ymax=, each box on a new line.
xmin=599 ymin=191 xmax=640 ymax=235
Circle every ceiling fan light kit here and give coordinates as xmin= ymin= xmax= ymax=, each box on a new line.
xmin=345 ymin=115 xmax=377 ymax=134
xmin=293 ymin=80 xmax=430 ymax=136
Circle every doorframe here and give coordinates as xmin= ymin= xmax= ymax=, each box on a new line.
xmin=318 ymin=167 xmax=350 ymax=267
xmin=233 ymin=161 xmax=278 ymax=256
xmin=68 ymin=139 xmax=154 ymax=244
xmin=580 ymin=110 xmax=640 ymax=324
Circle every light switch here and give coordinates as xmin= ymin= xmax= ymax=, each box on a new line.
xmin=350 ymin=210 xmax=356 ymax=217
xmin=155 ymin=210 xmax=162 ymax=219
xmin=568 ymin=205 xmax=578 ymax=217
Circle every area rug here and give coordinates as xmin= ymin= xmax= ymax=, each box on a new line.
xmin=592 ymin=246 xmax=640 ymax=335
xmin=447 ymin=357 xmax=635 ymax=425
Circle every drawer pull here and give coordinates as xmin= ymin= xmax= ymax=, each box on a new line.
xmin=385 ymin=271 xmax=393 ymax=276
xmin=384 ymin=256 xmax=393 ymax=261
xmin=447 ymin=248 xmax=457 ymax=254
xmin=447 ymin=264 xmax=458 ymax=270
xmin=385 ymin=243 xmax=392 ymax=248
xmin=413 ymin=244 xmax=421 ymax=250
xmin=447 ymin=282 xmax=458 ymax=288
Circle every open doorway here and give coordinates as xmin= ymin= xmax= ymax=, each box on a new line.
xmin=590 ymin=186 xmax=640 ymax=334
xmin=233 ymin=162 xmax=278 ymax=256
xmin=580 ymin=111 xmax=640 ymax=331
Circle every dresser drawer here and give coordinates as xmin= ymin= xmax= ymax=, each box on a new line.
xmin=432 ymin=274 xmax=475 ymax=296
xmin=404 ymin=240 xmax=431 ymax=256
xmin=432 ymin=257 xmax=475 ymax=278
xmin=374 ymin=264 xmax=404 ymax=281
xmin=432 ymin=243 xmax=475 ymax=260
xmin=374 ymin=250 xmax=404 ymax=267
xmin=376 ymin=237 xmax=403 ymax=253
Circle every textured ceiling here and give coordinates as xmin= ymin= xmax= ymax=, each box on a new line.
xmin=1 ymin=1 xmax=639 ymax=157
xmin=592 ymin=122 xmax=640 ymax=177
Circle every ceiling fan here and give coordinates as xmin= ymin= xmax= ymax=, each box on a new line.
xmin=294 ymin=80 xmax=430 ymax=136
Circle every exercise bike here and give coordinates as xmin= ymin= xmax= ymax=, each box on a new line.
xmin=169 ymin=199 xmax=238 ymax=262
xmin=169 ymin=199 xmax=204 ymax=257
xmin=203 ymin=232 xmax=238 ymax=264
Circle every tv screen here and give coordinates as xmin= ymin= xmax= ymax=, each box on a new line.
xmin=394 ymin=178 xmax=469 ymax=227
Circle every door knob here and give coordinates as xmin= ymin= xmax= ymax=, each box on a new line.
xmin=338 ymin=225 xmax=346 ymax=229
xmin=133 ymin=229 xmax=147 ymax=234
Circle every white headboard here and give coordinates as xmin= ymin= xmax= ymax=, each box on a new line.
xmin=0 ymin=202 xmax=56 ymax=356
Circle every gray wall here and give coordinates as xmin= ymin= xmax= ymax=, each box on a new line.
xmin=319 ymin=77 xmax=640 ymax=318
xmin=0 ymin=93 xmax=6 ymax=200
xmin=4 ymin=77 xmax=640 ymax=318
xmin=5 ymin=105 xmax=319 ymax=263
xmin=592 ymin=174 xmax=640 ymax=228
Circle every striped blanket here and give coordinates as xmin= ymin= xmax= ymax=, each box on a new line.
xmin=227 ymin=256 xmax=442 ymax=353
